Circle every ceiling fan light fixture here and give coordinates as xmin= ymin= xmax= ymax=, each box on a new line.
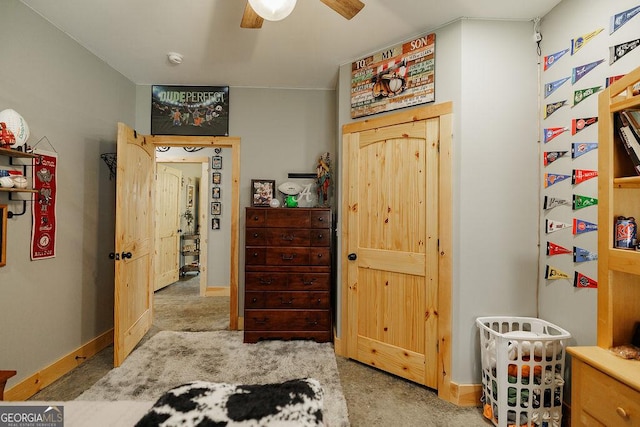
xmin=248 ymin=0 xmax=297 ymax=21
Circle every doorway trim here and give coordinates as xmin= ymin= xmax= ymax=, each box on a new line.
xmin=149 ymin=135 xmax=240 ymax=330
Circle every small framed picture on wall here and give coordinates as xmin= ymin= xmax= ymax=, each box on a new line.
xmin=212 ymin=186 xmax=221 ymax=199
xmin=212 ymin=172 xmax=221 ymax=185
xmin=212 ymin=217 xmax=220 ymax=230
xmin=211 ymin=202 xmax=221 ymax=216
xmin=212 ymin=155 xmax=222 ymax=169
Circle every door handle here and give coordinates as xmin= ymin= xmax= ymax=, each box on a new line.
xmin=348 ymin=253 xmax=357 ymax=260
xmin=121 ymin=252 xmax=133 ymax=259
xmin=109 ymin=252 xmax=120 ymax=260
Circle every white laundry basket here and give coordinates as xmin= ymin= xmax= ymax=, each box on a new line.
xmin=476 ymin=317 xmax=571 ymax=427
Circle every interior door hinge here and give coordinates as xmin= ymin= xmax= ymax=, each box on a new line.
xmin=436 ymin=340 xmax=439 ymax=353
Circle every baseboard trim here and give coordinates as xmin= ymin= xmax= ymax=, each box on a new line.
xmin=4 ymin=329 xmax=114 ymax=401
xmin=205 ymin=286 xmax=230 ymax=297
xmin=333 ymin=335 xmax=345 ymax=356
xmin=447 ymin=382 xmax=482 ymax=407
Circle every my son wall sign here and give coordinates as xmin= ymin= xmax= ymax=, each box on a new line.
xmin=350 ymin=33 xmax=435 ymax=118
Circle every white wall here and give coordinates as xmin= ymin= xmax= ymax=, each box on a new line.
xmin=538 ymin=0 xmax=640 ymax=360
xmin=0 ymin=1 xmax=136 ymax=388
xmin=337 ymin=19 xmax=540 ymax=384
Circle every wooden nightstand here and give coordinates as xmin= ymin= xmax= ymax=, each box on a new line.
xmin=0 ymin=370 xmax=16 ymax=400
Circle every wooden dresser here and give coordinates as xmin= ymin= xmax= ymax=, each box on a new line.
xmin=244 ymin=207 xmax=332 ymax=343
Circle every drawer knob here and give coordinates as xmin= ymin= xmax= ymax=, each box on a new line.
xmin=282 ymin=254 xmax=296 ymax=260
xmin=252 ymin=297 xmax=258 ymax=303
xmin=317 ymin=253 xmax=323 ymax=258
xmin=281 ymin=234 xmax=295 ymax=241
xmin=616 ymin=407 xmax=629 ymax=419
xmin=252 ymin=252 xmax=259 ymax=257
xmin=253 ymin=233 xmax=259 ymax=238
xmin=280 ymin=298 xmax=294 ymax=305
xmin=306 ymin=318 xmax=319 ymax=326
xmin=259 ymin=278 xmax=272 ymax=285
xmin=253 ymin=216 xmax=259 ymax=221
xmin=317 ymin=217 xmax=324 ymax=222
xmin=254 ymin=317 xmax=269 ymax=324
xmin=317 ymin=233 xmax=323 ymax=239
xmin=303 ymin=278 xmax=317 ymax=286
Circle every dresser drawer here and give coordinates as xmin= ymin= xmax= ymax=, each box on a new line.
xmin=309 ymin=248 xmax=330 ymax=266
xmin=245 ymin=247 xmax=267 ymax=265
xmin=244 ymin=331 xmax=332 ymax=343
xmin=266 ymin=209 xmax=311 ymax=228
xmin=246 ymin=209 xmax=266 ymax=226
xmin=266 ymin=247 xmax=310 ymax=265
xmin=246 ymin=228 xmax=267 ymax=245
xmin=310 ymin=210 xmax=331 ymax=228
xmin=245 ymin=272 xmax=329 ymax=291
xmin=245 ymin=310 xmax=331 ymax=331
xmin=575 ymin=359 xmax=640 ymax=426
xmin=310 ymin=229 xmax=330 ymax=246
xmin=266 ymin=229 xmax=311 ymax=246
xmin=245 ymin=291 xmax=330 ymax=309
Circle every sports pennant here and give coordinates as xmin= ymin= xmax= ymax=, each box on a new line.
xmin=545 ymin=265 xmax=570 ymax=280
xmin=573 ymin=246 xmax=598 ymax=262
xmin=571 ymin=142 xmax=598 ymax=158
xmin=544 ymin=173 xmax=571 ymax=188
xmin=573 ymin=218 xmax=598 ymax=235
xmin=546 ymin=219 xmax=571 ymax=234
xmin=544 ymin=127 xmax=569 ymax=143
xmin=547 ymin=241 xmax=572 ymax=256
xmin=571 ymin=28 xmax=604 ymax=55
xmin=572 ymin=117 xmax=598 ymax=135
xmin=572 ymin=59 xmax=605 ymax=84
xmin=574 ymin=271 xmax=597 ymax=288
xmin=606 ymin=75 xmax=625 ymax=87
xmin=573 ymin=194 xmax=598 ymax=210
xmin=544 ymin=48 xmax=569 ymax=70
xmin=610 ymin=5 xmax=640 ymax=34
xmin=545 ymin=100 xmax=567 ymax=119
xmin=544 ymin=196 xmax=570 ymax=210
xmin=610 ymin=38 xmax=640 ymax=64
xmin=573 ymin=86 xmax=602 ymax=107
xmin=544 ymin=151 xmax=568 ymax=166
xmin=572 ymin=169 xmax=598 ymax=185
xmin=545 ymin=77 xmax=571 ymax=98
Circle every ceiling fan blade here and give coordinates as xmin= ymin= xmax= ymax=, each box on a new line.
xmin=320 ymin=0 xmax=365 ymax=20
xmin=241 ymin=2 xmax=264 ymax=29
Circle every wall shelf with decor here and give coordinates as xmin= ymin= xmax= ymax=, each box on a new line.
xmin=180 ymin=233 xmax=200 ymax=277
xmin=0 ymin=147 xmax=40 ymax=217
xmin=567 ymin=65 xmax=640 ymax=426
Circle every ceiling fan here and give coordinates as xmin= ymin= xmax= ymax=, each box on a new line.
xmin=241 ymin=0 xmax=365 ymax=29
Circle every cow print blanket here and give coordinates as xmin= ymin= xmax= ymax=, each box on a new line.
xmin=135 ymin=378 xmax=324 ymax=426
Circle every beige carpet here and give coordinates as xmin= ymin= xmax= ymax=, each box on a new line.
xmin=76 ymin=330 xmax=349 ymax=426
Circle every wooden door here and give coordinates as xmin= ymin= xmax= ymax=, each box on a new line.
xmin=343 ymin=111 xmax=442 ymax=389
xmin=114 ymin=123 xmax=155 ymax=366
xmin=154 ymin=164 xmax=181 ymax=291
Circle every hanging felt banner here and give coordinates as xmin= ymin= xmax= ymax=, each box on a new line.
xmin=544 ymin=127 xmax=569 ymax=143
xmin=544 ymin=77 xmax=571 ymax=98
xmin=572 ymin=117 xmax=598 ymax=135
xmin=572 ymin=59 xmax=605 ymax=84
xmin=573 ymin=194 xmax=598 ymax=210
xmin=571 ymin=28 xmax=604 ymax=55
xmin=573 ymin=218 xmax=598 ymax=235
xmin=571 ymin=142 xmax=598 ymax=159
xmin=31 ymin=151 xmax=58 ymax=260
xmin=544 ymin=151 xmax=568 ymax=166
xmin=572 ymin=169 xmax=598 ymax=185
xmin=573 ymin=86 xmax=602 ymax=107
xmin=573 ymin=246 xmax=598 ymax=262
xmin=544 ymin=196 xmax=570 ymax=210
xmin=545 ymin=265 xmax=570 ymax=280
xmin=547 ymin=241 xmax=572 ymax=256
xmin=610 ymin=5 xmax=640 ymax=34
xmin=544 ymin=100 xmax=567 ymax=119
xmin=606 ymin=74 xmax=625 ymax=87
xmin=544 ymin=48 xmax=569 ymax=70
xmin=546 ymin=219 xmax=571 ymax=234
xmin=544 ymin=173 xmax=571 ymax=188
xmin=610 ymin=38 xmax=640 ymax=65
xmin=574 ymin=271 xmax=597 ymax=288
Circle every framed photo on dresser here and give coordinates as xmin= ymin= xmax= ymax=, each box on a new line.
xmin=251 ymin=179 xmax=275 ymax=207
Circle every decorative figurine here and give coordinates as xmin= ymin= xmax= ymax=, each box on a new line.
xmin=316 ymin=152 xmax=331 ymax=206
xmin=0 ymin=122 xmax=15 ymax=147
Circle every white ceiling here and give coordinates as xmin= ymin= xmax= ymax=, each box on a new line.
xmin=20 ymin=0 xmax=562 ymax=89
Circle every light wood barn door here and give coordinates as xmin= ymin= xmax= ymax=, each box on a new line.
xmin=344 ymin=114 xmax=440 ymax=388
xmin=114 ymin=123 xmax=155 ymax=366
xmin=154 ymin=164 xmax=181 ymax=291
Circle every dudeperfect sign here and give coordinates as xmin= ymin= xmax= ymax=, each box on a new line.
xmin=0 ymin=405 xmax=63 ymax=427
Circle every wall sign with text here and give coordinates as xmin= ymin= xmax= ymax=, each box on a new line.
xmin=351 ymin=33 xmax=435 ymax=118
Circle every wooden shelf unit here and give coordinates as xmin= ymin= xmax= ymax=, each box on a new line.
xmin=568 ymin=66 xmax=640 ymax=426
xmin=0 ymin=147 xmax=38 ymax=194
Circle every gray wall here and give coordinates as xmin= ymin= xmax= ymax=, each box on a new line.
xmin=538 ymin=0 xmax=640 ymax=394
xmin=337 ymin=19 xmax=540 ymax=385
xmin=0 ymin=1 xmax=136 ymax=387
